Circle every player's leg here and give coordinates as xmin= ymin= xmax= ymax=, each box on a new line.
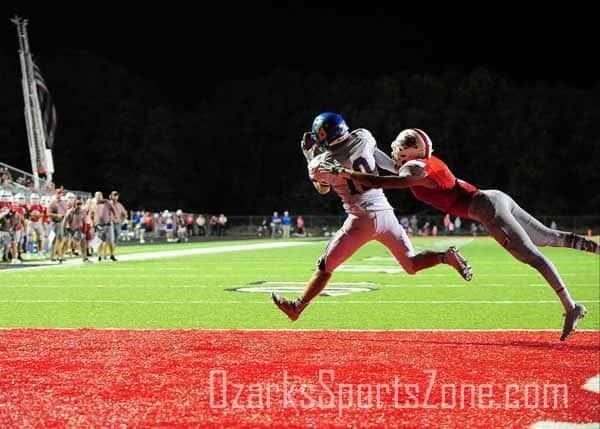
xmin=508 ymin=195 xmax=599 ymax=254
xmin=12 ymin=230 xmax=23 ymax=263
xmin=10 ymin=232 xmax=21 ymax=264
xmin=108 ymin=223 xmax=117 ymax=261
xmin=470 ymin=191 xmax=586 ymax=340
xmin=272 ymin=214 xmax=373 ymax=321
xmin=32 ymin=222 xmax=44 ymax=257
xmin=472 ymin=191 xmax=576 ymax=309
xmin=76 ymin=231 xmax=90 ymax=262
xmin=81 ymin=239 xmax=89 ymax=262
xmin=57 ymin=227 xmax=66 ymax=262
xmin=375 ymin=211 xmax=473 ymax=280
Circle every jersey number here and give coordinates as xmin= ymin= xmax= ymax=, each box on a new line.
xmin=346 ymin=157 xmax=374 ymax=195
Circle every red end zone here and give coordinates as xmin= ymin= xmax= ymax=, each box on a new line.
xmin=0 ymin=330 xmax=598 ymax=427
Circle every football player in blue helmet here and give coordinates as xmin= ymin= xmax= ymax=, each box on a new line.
xmin=300 ymin=112 xmax=352 ymax=195
xmin=273 ymin=113 xmax=474 ymax=323
xmin=311 ymin=112 xmax=350 ymax=149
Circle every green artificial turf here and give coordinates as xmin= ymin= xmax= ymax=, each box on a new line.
xmin=1 ymin=237 xmax=598 ymax=330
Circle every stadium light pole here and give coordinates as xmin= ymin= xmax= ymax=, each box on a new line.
xmin=11 ymin=15 xmax=40 ymax=189
xmin=11 ymin=15 xmax=56 ymax=188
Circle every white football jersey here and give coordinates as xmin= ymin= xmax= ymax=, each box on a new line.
xmin=308 ymin=128 xmax=394 ymax=214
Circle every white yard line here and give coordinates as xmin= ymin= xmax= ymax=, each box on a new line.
xmin=0 ymin=241 xmax=311 ymax=273
xmin=530 ymin=422 xmax=600 ymax=429
xmin=0 ymin=299 xmax=598 ymax=305
xmin=0 ymin=326 xmax=596 ymax=332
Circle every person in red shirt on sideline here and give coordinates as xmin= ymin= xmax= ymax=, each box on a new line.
xmin=319 ymin=128 xmax=598 ymax=342
xmin=27 ymin=193 xmax=47 ymax=257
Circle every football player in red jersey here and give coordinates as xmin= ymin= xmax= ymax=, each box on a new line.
xmin=320 ymin=128 xmax=598 ymax=341
xmin=27 ymin=193 xmax=46 ymax=257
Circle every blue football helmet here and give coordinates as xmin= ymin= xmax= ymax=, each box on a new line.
xmin=311 ymin=112 xmax=349 ymax=148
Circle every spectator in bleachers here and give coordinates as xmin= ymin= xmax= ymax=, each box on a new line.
xmin=0 ymin=171 xmax=11 ymax=186
xmin=294 ymin=215 xmax=305 ymax=237
xmin=409 ymin=215 xmax=418 ymax=236
xmin=132 ymin=210 xmax=142 ymax=239
xmin=217 ymin=213 xmax=228 ymax=236
xmin=176 ymin=211 xmax=188 ymax=242
xmin=164 ymin=211 xmax=176 ymax=242
xmin=270 ymin=211 xmax=281 ymax=239
xmin=209 ymin=215 xmax=218 ymax=236
xmin=140 ymin=211 xmax=154 ymax=244
xmin=185 ymin=212 xmax=194 ymax=236
xmin=196 ymin=214 xmax=206 ymax=236
xmin=282 ymin=211 xmax=291 ymax=239
xmin=470 ymin=222 xmax=478 ymax=236
xmin=454 ymin=216 xmax=462 ymax=234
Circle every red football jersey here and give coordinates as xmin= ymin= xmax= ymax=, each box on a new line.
xmin=410 ymin=156 xmax=479 ymax=218
xmin=28 ymin=204 xmax=46 ymax=222
xmin=11 ymin=204 xmax=27 ymax=230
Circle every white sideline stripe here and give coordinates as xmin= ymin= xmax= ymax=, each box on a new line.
xmin=0 ymin=241 xmax=311 ymax=273
xmin=0 ymin=284 xmax=212 ymax=289
xmin=7 ymin=282 xmax=599 ymax=289
xmin=0 ymin=282 xmax=376 ymax=289
xmin=583 ymin=375 xmax=600 ymax=394
xmin=530 ymin=422 xmax=600 ymax=429
xmin=0 ymin=299 xmax=598 ymax=305
xmin=0 ymin=327 xmax=596 ymax=333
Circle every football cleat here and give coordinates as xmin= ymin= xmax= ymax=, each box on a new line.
xmin=560 ymin=303 xmax=587 ymax=341
xmin=271 ymin=292 xmax=308 ymax=321
xmin=443 ymin=246 xmax=473 ymax=281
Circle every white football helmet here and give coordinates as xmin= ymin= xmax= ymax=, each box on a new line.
xmin=30 ymin=193 xmax=40 ymax=204
xmin=41 ymin=195 xmax=51 ymax=207
xmin=14 ymin=193 xmax=26 ymax=205
xmin=391 ymin=128 xmax=433 ymax=166
xmin=66 ymin=192 xmax=76 ymax=203
xmin=0 ymin=190 xmax=12 ymax=203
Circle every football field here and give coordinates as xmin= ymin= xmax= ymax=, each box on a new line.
xmin=0 ymin=237 xmax=598 ymax=427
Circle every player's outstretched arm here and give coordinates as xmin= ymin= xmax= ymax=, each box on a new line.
xmin=319 ymin=160 xmax=436 ymax=190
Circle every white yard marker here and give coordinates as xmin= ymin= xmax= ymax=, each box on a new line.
xmin=337 ymin=265 xmax=404 ymax=273
xmin=583 ymin=375 xmax=600 ymax=394
xmin=530 ymin=422 xmax=600 ymax=428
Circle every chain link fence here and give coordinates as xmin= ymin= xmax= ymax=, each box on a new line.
xmin=213 ymin=214 xmax=600 ymax=239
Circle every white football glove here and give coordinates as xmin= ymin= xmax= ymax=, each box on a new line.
xmin=301 ymin=132 xmax=323 ymax=163
xmin=318 ymin=159 xmax=346 ymax=175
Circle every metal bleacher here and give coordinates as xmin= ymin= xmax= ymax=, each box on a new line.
xmin=0 ymin=160 xmax=91 ymax=200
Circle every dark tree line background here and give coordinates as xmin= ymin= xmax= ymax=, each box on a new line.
xmin=1 ymin=7 xmax=599 ymax=216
